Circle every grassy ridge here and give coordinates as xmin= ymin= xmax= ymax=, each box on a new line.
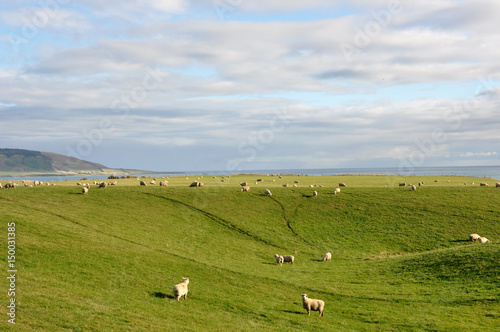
xmin=1 ymin=175 xmax=499 ymax=331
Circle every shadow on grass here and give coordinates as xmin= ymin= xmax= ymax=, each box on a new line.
xmin=151 ymin=291 xmax=174 ymax=299
xmin=281 ymin=309 xmax=304 ymax=316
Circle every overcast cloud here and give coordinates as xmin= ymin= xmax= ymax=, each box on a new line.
xmin=0 ymin=0 xmax=499 ymax=172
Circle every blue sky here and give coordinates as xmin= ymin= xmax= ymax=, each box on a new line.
xmin=1 ymin=0 xmax=499 ymax=172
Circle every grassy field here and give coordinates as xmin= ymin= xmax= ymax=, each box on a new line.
xmin=1 ymin=174 xmax=499 ymax=331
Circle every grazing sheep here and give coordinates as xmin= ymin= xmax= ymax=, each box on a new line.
xmin=140 ymin=181 xmax=147 ymax=186
xmin=399 ymin=183 xmax=406 ymax=187
xmin=301 ymin=294 xmax=325 ymax=317
xmin=190 ymin=181 xmax=204 ymax=187
xmin=265 ymin=189 xmax=272 ymax=196
xmin=496 ymin=183 xmax=500 ymax=188
xmin=322 ymin=252 xmax=331 ymax=261
xmin=282 ymin=255 xmax=294 ymax=264
xmin=480 ymin=182 xmax=489 ymax=187
xmin=241 ymin=185 xmax=250 ymax=192
xmin=282 ymin=183 xmax=289 ymax=187
xmin=240 ymin=182 xmax=248 ymax=186
xmin=173 ymin=278 xmax=189 ymax=301
xmin=294 ymin=180 xmax=299 ymax=184
xmin=434 ymin=180 xmax=439 ymax=182
xmin=274 ymin=254 xmax=284 ymax=266
xmin=478 ymin=237 xmax=490 ymax=243
xmin=99 ymin=182 xmax=107 ymax=188
xmin=334 ymin=188 xmax=340 ymax=195
xmin=313 ymin=191 xmax=318 ymax=197
xmin=339 ymin=183 xmax=347 ymax=187
xmin=109 ymin=181 xmax=117 ymax=186
xmin=418 ymin=182 xmax=424 ymax=186
xmin=411 ymin=185 xmax=416 ymax=191
xmin=4 ymin=183 xmax=16 ymax=189
xmin=150 ymin=180 xmax=156 ymax=185
xmin=159 ymin=181 xmax=168 ymax=187
xmin=469 ymin=233 xmax=481 ymax=241
xmin=82 ymin=187 xmax=88 ymax=195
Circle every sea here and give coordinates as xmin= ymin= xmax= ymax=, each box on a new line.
xmin=2 ymin=166 xmax=499 ymax=182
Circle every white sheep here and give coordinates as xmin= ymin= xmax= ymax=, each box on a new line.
xmin=241 ymin=185 xmax=250 ymax=192
xmin=480 ymin=182 xmax=489 ymax=186
xmin=496 ymin=183 xmax=500 ymax=188
xmin=282 ymin=255 xmax=294 ymax=264
xmin=265 ymin=189 xmax=272 ymax=196
xmin=274 ymin=254 xmax=284 ymax=266
xmin=173 ymin=278 xmax=189 ymax=301
xmin=301 ymin=294 xmax=325 ymax=317
xmin=140 ymin=181 xmax=147 ymax=186
xmin=322 ymin=252 xmax=331 ymax=261
xmin=411 ymin=185 xmax=416 ymax=191
xmin=478 ymin=237 xmax=490 ymax=243
xmin=82 ymin=187 xmax=88 ymax=195
xmin=469 ymin=233 xmax=481 ymax=242
xmin=313 ymin=191 xmax=318 ymax=197
xmin=334 ymin=188 xmax=340 ymax=195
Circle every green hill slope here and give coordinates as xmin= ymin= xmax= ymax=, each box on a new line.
xmin=1 ymin=175 xmax=498 ymax=330
xmin=0 ymin=148 xmax=107 ymax=174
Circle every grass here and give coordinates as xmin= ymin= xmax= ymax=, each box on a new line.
xmin=0 ymin=174 xmax=499 ymax=331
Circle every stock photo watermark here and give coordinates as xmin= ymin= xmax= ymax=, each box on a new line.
xmin=340 ymin=0 xmax=402 ymax=63
xmin=8 ymin=0 xmax=71 ymax=52
xmin=6 ymin=222 xmax=17 ymax=325
xmin=63 ymin=66 xmax=164 ymax=168
xmin=226 ymin=107 xmax=290 ymax=172
xmin=398 ymin=75 xmax=496 ymax=174
xmin=213 ymin=0 xmax=243 ymax=21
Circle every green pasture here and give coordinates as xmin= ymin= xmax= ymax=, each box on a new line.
xmin=1 ymin=174 xmax=499 ymax=331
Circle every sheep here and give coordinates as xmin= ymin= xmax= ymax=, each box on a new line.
xmin=399 ymin=183 xmax=406 ymax=187
xmin=150 ymin=180 xmax=156 ymax=185
xmin=301 ymin=294 xmax=325 ymax=317
xmin=172 ymin=278 xmax=189 ymax=301
xmin=478 ymin=237 xmax=490 ymax=243
xmin=82 ymin=187 xmax=89 ymax=195
xmin=274 ymin=254 xmax=284 ymax=266
xmin=334 ymin=188 xmax=340 ymax=195
xmin=469 ymin=234 xmax=481 ymax=241
xmin=322 ymin=252 xmax=331 ymax=261
xmin=109 ymin=181 xmax=117 ymax=186
xmin=240 ymin=182 xmax=248 ymax=186
xmin=339 ymin=183 xmax=347 ymax=187
xmin=140 ymin=181 xmax=147 ymax=186
xmin=313 ymin=191 xmax=318 ymax=197
xmin=275 ymin=254 xmax=294 ymax=265
xmin=241 ymin=185 xmax=250 ymax=192
xmin=480 ymin=182 xmax=489 ymax=187
xmin=282 ymin=183 xmax=289 ymax=187
xmin=99 ymin=182 xmax=107 ymax=188
xmin=190 ymin=181 xmax=204 ymax=187
xmin=282 ymin=255 xmax=294 ymax=264
xmin=411 ymin=185 xmax=416 ymax=191
xmin=496 ymin=183 xmax=500 ymax=188
xmin=159 ymin=181 xmax=168 ymax=187
xmin=265 ymin=189 xmax=272 ymax=196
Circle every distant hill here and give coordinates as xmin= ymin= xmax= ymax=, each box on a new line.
xmin=0 ymin=148 xmax=108 ymax=174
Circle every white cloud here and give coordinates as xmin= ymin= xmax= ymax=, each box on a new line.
xmin=1 ymin=0 xmax=500 ymax=171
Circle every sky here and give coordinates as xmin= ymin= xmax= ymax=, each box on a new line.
xmin=1 ymin=0 xmax=499 ymax=172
